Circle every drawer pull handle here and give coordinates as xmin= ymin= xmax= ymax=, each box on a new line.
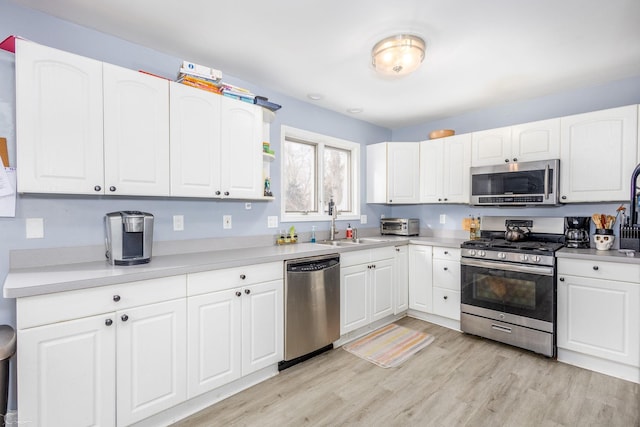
xmin=244 ymin=289 xmax=251 ymax=295
xmin=235 ymin=291 xmax=242 ymax=297
xmin=105 ymin=319 xmax=113 ymax=326
xmin=443 ymin=295 xmax=448 ymax=300
xmin=94 ymin=185 xmax=102 ymax=192
xmin=593 ymin=266 xmax=599 ymax=271
xmin=215 ymin=191 xmax=221 ymax=195
xmin=444 ymin=251 xmax=449 ymax=255
xmin=491 ymin=324 xmax=512 ymax=334
xmin=559 ymin=277 xmax=565 ymax=282
xmin=109 ymin=186 xmax=116 ymax=192
xmin=224 ymin=191 xmax=230 ymax=196
xmin=121 ymin=314 xmax=129 ymax=322
xmin=240 ymin=274 xmax=246 ymax=280
xmin=113 ymin=295 xmax=121 ymax=302
xmin=443 ymin=267 xmax=448 ymax=271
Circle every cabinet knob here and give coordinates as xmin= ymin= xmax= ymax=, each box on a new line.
xmin=113 ymin=295 xmax=121 ymax=302
xmin=224 ymin=191 xmax=230 ymax=196
xmin=444 ymin=251 xmax=449 ymax=255
xmin=105 ymin=318 xmax=113 ymax=326
xmin=443 ymin=295 xmax=448 ymax=300
xmin=512 ymin=158 xmax=518 ymax=162
xmin=561 ymin=195 xmax=567 ymax=200
xmin=389 ymin=199 xmax=393 ymax=203
xmin=396 ymin=248 xmax=400 ymax=252
xmin=215 ymin=191 xmax=221 ymax=195
xmin=240 ymin=274 xmax=246 ymax=280
xmin=559 ymin=277 xmax=565 ymax=282
xmin=443 ymin=267 xmax=448 ymax=271
xmin=235 ymin=291 xmax=242 ymax=297
xmin=444 ymin=198 xmax=448 ymax=201
xmin=504 ymin=158 xmax=510 ymax=163
xmin=244 ymin=289 xmax=251 ymax=295
xmin=109 ymin=186 xmax=116 ymax=192
xmin=372 ymin=264 xmax=376 ymax=269
xmin=121 ymin=314 xmax=129 ymax=322
xmin=94 ymin=185 xmax=101 ymax=192
xmin=593 ymin=266 xmax=599 ymax=271
xmin=438 ymin=198 xmax=442 ymax=201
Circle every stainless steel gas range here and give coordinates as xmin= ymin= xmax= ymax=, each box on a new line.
xmin=460 ymin=216 xmax=565 ymax=357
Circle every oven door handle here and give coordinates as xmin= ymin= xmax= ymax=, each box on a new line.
xmin=461 ymin=258 xmax=554 ymax=276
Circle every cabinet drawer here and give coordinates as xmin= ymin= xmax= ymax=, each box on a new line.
xmin=17 ymin=275 xmax=186 ymax=329
xmin=558 ymin=258 xmax=640 ymax=283
xmin=370 ymin=246 xmax=396 ymax=261
xmin=188 ymin=262 xmax=282 ymax=296
xmin=433 ymin=247 xmax=461 ymax=261
xmin=432 ymin=259 xmax=460 ymax=291
xmin=433 ymin=287 xmax=461 ymax=320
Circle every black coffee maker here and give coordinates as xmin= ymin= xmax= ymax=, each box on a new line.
xmin=565 ymin=217 xmax=590 ymax=249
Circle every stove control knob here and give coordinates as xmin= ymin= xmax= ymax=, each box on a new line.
xmin=520 ymin=254 xmax=528 ymax=261
xmin=531 ymin=255 xmax=541 ymax=263
xmin=498 ymin=252 xmax=506 ymax=259
xmin=469 ymin=249 xmax=477 ymax=256
xmin=479 ymin=250 xmax=486 ymax=257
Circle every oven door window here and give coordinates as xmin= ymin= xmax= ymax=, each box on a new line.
xmin=461 ymin=262 xmax=554 ymax=323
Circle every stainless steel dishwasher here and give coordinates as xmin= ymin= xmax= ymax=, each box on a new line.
xmin=280 ymin=254 xmax=340 ymax=370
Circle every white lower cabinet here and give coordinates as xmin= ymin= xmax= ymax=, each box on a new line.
xmin=16 ymin=275 xmax=188 ymax=427
xmin=186 ymin=263 xmax=283 ymax=398
xmin=408 ymin=245 xmax=433 ymax=313
xmin=557 ymin=258 xmax=640 ymax=382
xmin=394 ymin=246 xmax=409 ymax=313
xmin=340 ymin=247 xmax=395 ymax=334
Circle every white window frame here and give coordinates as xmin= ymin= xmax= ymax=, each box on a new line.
xmin=280 ymin=125 xmax=360 ymax=223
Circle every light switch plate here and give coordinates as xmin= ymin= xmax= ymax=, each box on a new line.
xmin=267 ymin=216 xmax=278 ymax=228
xmin=223 ymin=215 xmax=232 ymax=229
xmin=26 ymin=218 xmax=44 ymax=239
xmin=439 ymin=214 xmax=446 ymax=224
xmin=360 ymin=215 xmax=368 ymax=224
xmin=173 ymin=215 xmax=184 ymax=231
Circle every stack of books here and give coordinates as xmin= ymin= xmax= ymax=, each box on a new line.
xmin=220 ymin=82 xmax=256 ymax=104
xmin=177 ymin=61 xmax=223 ymax=94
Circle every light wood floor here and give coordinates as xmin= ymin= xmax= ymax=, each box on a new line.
xmin=174 ymin=317 xmax=639 ymax=427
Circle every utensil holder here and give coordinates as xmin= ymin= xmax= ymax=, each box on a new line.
xmin=619 ymin=224 xmax=640 ymax=251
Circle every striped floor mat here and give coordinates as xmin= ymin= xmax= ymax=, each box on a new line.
xmin=342 ymin=323 xmax=434 ymax=368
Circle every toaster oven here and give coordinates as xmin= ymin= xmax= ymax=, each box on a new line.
xmin=380 ymin=218 xmax=420 ymax=236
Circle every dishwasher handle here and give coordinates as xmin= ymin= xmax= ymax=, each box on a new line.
xmin=286 ymin=255 xmax=340 ymax=273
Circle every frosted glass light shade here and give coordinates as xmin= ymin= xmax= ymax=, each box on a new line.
xmin=372 ymin=34 xmax=425 ymax=76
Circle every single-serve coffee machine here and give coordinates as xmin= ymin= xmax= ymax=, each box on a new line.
xmin=105 ymin=211 xmax=154 ymax=265
xmin=565 ymin=216 xmax=590 ymax=249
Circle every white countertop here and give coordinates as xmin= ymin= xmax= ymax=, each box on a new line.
xmin=557 ymin=247 xmax=640 ymax=264
xmin=4 ymin=236 xmax=466 ymax=299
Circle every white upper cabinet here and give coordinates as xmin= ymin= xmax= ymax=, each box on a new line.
xmin=15 ymin=39 xmax=105 ymax=194
xmin=367 ymin=142 xmax=420 ymax=204
xmin=169 ymin=82 xmax=222 ymax=197
xmin=559 ymin=105 xmax=638 ymax=203
xmin=103 ymin=63 xmax=170 ymax=196
xmin=420 ymin=133 xmax=471 ymax=203
xmin=471 ymin=119 xmax=560 ymax=167
xmin=220 ymin=97 xmax=263 ymax=199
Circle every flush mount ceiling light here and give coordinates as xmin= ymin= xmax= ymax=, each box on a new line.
xmin=371 ymin=34 xmax=425 ymax=76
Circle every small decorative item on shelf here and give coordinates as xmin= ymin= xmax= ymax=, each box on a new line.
xmin=276 ymin=226 xmax=297 ymax=245
xmin=264 ymin=177 xmax=273 ymax=197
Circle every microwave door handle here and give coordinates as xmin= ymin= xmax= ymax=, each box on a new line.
xmin=544 ymin=163 xmax=550 ymax=200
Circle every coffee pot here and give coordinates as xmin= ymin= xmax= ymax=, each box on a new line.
xmin=565 ymin=216 xmax=590 ymax=249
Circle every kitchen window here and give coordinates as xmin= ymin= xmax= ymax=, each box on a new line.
xmin=281 ymin=126 xmax=360 ymax=222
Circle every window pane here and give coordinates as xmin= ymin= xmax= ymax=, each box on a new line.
xmin=284 ymin=139 xmax=317 ymax=212
xmin=323 ymin=146 xmax=351 ymax=213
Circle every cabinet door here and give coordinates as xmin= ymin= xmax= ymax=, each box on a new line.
xmin=220 ymin=97 xmax=263 ymax=199
xmin=432 ymin=259 xmax=460 ymax=291
xmin=408 ymin=245 xmax=433 ymax=313
xmin=18 ymin=314 xmax=116 ymax=427
xmin=471 ymin=127 xmax=511 ymax=166
xmin=371 ymin=258 xmax=395 ymax=322
xmin=341 ymin=264 xmax=369 ymax=334
xmin=442 ymin=133 xmax=471 ymax=203
xmin=241 ymin=280 xmax=283 ymax=375
xmin=419 ymin=139 xmax=444 ymax=203
xmin=366 ymin=143 xmax=388 ymax=203
xmin=394 ymin=246 xmax=409 ymax=314
xmin=560 ymin=105 xmax=638 ymax=202
xmin=511 ymin=118 xmax=560 ymax=162
xmin=432 ymin=288 xmax=461 ymax=320
xmin=103 ymin=63 xmax=170 ymax=196
xmin=187 ymin=289 xmax=241 ymax=398
xmin=15 ymin=39 xmax=104 ymax=194
xmin=557 ymin=275 xmax=640 ymax=367
xmin=116 ymin=299 xmax=187 ymax=427
xmin=169 ymin=82 xmax=222 ymax=197
xmin=387 ymin=142 xmax=420 ymax=203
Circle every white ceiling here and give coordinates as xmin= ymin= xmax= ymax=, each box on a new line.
xmin=9 ymin=0 xmax=640 ymax=129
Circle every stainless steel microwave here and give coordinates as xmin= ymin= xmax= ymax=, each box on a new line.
xmin=470 ymin=159 xmax=560 ymax=206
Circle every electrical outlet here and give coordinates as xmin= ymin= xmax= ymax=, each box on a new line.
xmin=360 ymin=215 xmax=367 ymax=224
xmin=439 ymin=214 xmax=446 ymax=224
xmin=173 ymin=215 xmax=184 ymax=231
xmin=223 ymin=215 xmax=232 ymax=229
xmin=267 ymin=216 xmax=278 ymax=228
xmin=26 ymin=218 xmax=44 ymax=239
xmin=245 ymin=203 xmax=252 ymax=210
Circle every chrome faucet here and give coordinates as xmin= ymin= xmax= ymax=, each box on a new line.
xmin=329 ymin=198 xmax=339 ymax=240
